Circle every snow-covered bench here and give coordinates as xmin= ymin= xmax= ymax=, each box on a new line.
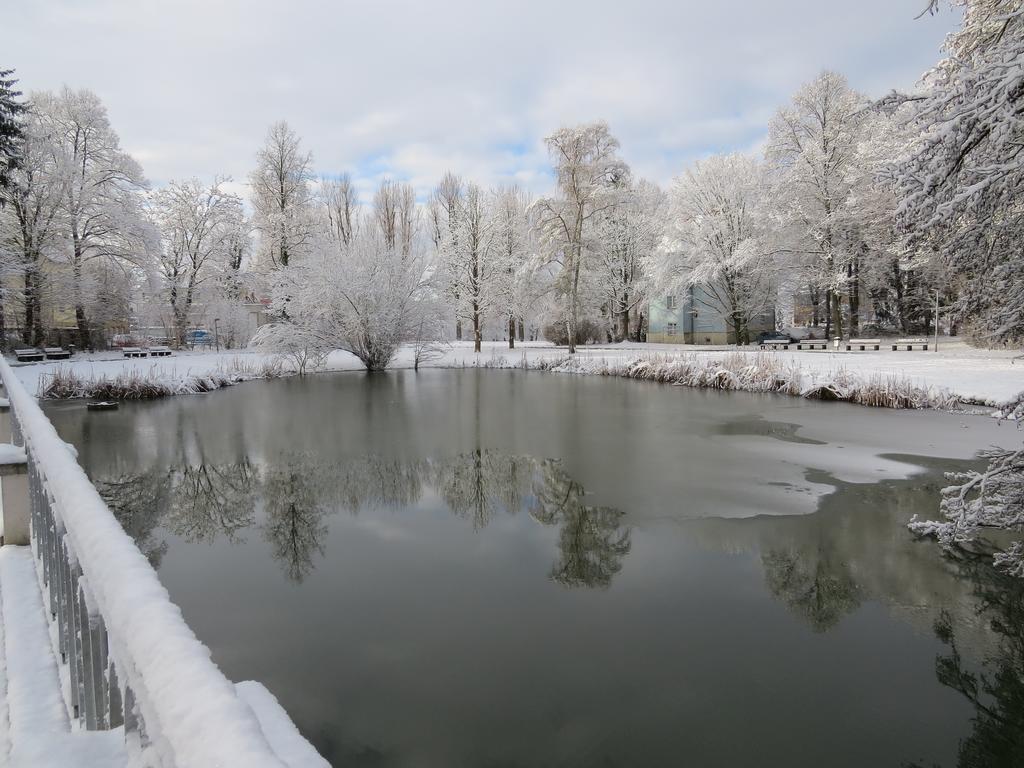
xmin=796 ymin=341 xmax=827 ymax=350
xmin=760 ymin=339 xmax=791 ymax=350
xmin=148 ymin=346 xmax=172 ymax=357
xmin=892 ymin=337 xmax=929 ymax=351
xmin=13 ymin=348 xmax=44 ymax=363
xmin=846 ymin=338 xmax=880 ymax=351
xmin=43 ymin=347 xmax=70 ymax=360
xmin=121 ymin=347 xmax=148 ymax=358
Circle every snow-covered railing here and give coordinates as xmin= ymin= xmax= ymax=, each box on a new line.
xmin=0 ymin=357 xmax=312 ymax=768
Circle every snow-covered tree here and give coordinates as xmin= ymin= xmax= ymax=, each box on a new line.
xmin=373 ymin=178 xmax=417 ymax=256
xmin=428 ymin=172 xmax=465 ymax=339
xmin=890 ymin=0 xmax=1024 ymax=344
xmin=319 ymin=173 xmax=357 ymax=246
xmin=151 ymin=178 xmax=245 ymax=345
xmin=767 ymin=72 xmax=870 ymax=340
xmin=490 ymin=184 xmax=538 ymax=348
xmin=660 ymin=154 xmax=776 ymax=344
xmin=254 ymin=191 xmax=440 ymax=371
xmin=0 ymin=107 xmax=65 ymax=345
xmin=593 ymin=178 xmax=665 ymax=342
xmin=534 ymin=121 xmax=628 ymax=353
xmin=0 ymin=68 xmax=28 ymax=199
xmin=902 ymin=1 xmax=1024 ymax=578
xmin=34 ymin=87 xmax=149 ymax=349
xmin=250 ymin=120 xmax=314 ymax=268
xmin=441 ymin=182 xmax=508 ymax=352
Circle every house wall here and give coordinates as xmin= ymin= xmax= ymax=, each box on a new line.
xmin=648 ymin=286 xmax=774 ymax=344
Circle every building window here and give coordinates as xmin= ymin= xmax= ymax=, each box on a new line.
xmin=667 ymin=322 xmax=678 ymax=336
xmin=666 ymin=295 xmax=678 ymax=310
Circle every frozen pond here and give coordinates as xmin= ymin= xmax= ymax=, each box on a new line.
xmin=47 ymin=370 xmax=1023 ymax=768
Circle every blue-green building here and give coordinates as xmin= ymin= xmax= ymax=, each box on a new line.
xmin=648 ymin=286 xmax=774 ymax=344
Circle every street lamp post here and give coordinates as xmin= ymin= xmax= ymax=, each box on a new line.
xmin=214 ymin=318 xmax=220 ymax=353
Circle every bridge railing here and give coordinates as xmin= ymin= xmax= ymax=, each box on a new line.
xmin=0 ymin=358 xmax=306 ymax=768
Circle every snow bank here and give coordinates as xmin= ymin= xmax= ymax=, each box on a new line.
xmin=485 ymin=352 xmax=960 ymax=410
xmin=13 ymin=338 xmax=1022 ymax=412
xmin=0 ymin=357 xmax=291 ymax=768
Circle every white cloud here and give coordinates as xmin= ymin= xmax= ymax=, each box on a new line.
xmin=7 ymin=0 xmax=958 ymax=198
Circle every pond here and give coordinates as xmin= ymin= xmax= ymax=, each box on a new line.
xmin=47 ymin=370 xmax=1024 ymax=768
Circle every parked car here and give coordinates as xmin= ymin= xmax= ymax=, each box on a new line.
xmin=755 ymin=330 xmax=799 ymax=345
xmin=185 ymin=329 xmax=212 ymax=346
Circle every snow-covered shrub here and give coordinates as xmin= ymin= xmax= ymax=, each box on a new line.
xmin=251 ymin=319 xmax=329 ymax=376
xmin=541 ymin=318 xmax=605 ymax=346
xmin=37 ymin=358 xmax=285 ymax=400
xmin=254 ymin=226 xmax=440 ymax=372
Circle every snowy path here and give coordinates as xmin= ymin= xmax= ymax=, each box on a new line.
xmin=0 ymin=546 xmax=125 ymax=767
xmin=9 ymin=337 xmax=1023 ymax=407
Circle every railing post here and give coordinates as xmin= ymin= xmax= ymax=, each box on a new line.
xmin=0 ymin=445 xmax=29 ymax=546
xmin=0 ymin=397 xmax=12 ymax=443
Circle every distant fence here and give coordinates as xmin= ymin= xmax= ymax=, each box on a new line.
xmin=0 ymin=357 xmax=322 ymax=768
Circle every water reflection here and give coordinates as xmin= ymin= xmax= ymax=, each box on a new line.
xmin=762 ymin=548 xmax=860 ymax=632
xmin=529 ymin=461 xmax=632 ymax=588
xmin=905 ymin=553 xmax=1024 ymax=768
xmin=47 ymin=371 xmax=1024 ymax=768
xmin=95 ymin=451 xmax=632 ymax=588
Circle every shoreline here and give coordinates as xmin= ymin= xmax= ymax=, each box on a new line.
xmin=20 ymin=344 xmax=1020 ymax=416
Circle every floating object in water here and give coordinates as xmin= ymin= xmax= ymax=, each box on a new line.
xmin=86 ymin=401 xmax=119 ymax=411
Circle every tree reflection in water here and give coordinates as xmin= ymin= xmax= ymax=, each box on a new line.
xmin=95 ymin=451 xmax=631 ymax=588
xmin=761 ymin=548 xmax=860 ymax=632
xmin=904 ymin=553 xmax=1024 ymax=768
xmin=261 ymin=463 xmax=330 ymax=583
xmin=529 ymin=459 xmax=632 ymax=588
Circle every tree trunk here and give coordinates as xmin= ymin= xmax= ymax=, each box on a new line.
xmin=732 ymin=310 xmax=746 ymax=346
xmin=617 ymin=308 xmax=629 ymax=343
xmin=25 ymin=265 xmax=44 ymax=346
xmin=72 ymin=233 xmax=90 ymax=349
xmin=824 ymin=290 xmax=832 ymax=340
xmin=829 ymin=288 xmax=843 ymax=340
xmin=455 ymin=318 xmax=462 ymax=341
xmin=472 ymin=302 xmax=481 ymax=353
xmin=508 ymin=314 xmax=515 ymax=349
xmin=809 ymin=284 xmax=820 ymax=327
xmin=0 ymin=280 xmax=6 ymax=352
xmin=568 ymin=238 xmax=582 ymax=355
xmin=893 ymin=259 xmax=908 ymax=333
xmin=847 ymin=257 xmax=860 ymax=335
xmin=23 ymin=266 xmax=35 ymax=346
xmin=517 ymin=318 xmax=524 ymax=342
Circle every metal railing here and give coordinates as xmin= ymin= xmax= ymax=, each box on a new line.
xmin=0 ymin=358 xmax=308 ymax=768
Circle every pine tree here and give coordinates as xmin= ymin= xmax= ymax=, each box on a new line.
xmin=0 ymin=68 xmax=28 ymax=200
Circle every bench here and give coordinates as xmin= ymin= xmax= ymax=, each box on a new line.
xmin=43 ymin=347 xmax=70 ymax=360
xmin=892 ymin=338 xmax=929 ymax=351
xmin=13 ymin=348 xmax=44 ymax=363
xmin=149 ymin=346 xmax=172 ymax=357
xmin=759 ymin=339 xmax=791 ymax=350
xmin=796 ymin=341 xmax=827 ymax=350
xmin=846 ymin=338 xmax=880 ymax=351
xmin=122 ymin=347 xmax=149 ymax=358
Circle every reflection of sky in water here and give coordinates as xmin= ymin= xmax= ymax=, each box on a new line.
xmin=46 ymin=370 xmax=1023 ymax=768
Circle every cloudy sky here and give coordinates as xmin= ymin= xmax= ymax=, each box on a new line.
xmin=7 ymin=1 xmax=959 ymax=200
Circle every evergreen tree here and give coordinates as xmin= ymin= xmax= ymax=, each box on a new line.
xmin=0 ymin=68 xmax=28 ymax=200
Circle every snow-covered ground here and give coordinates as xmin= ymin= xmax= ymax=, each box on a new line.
xmin=9 ymin=337 xmax=1023 ymax=408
